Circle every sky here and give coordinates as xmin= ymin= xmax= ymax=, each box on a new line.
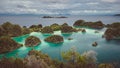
xmin=0 ymin=0 xmax=120 ymax=15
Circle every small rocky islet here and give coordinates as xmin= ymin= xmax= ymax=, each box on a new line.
xmin=41 ymin=26 xmax=54 ymax=34
xmin=44 ymin=35 xmax=64 ymax=43
xmin=73 ymin=20 xmax=105 ymax=29
xmin=25 ymin=36 xmax=41 ymax=47
xmin=0 ymin=20 xmax=120 ymax=54
xmin=29 ymin=24 xmax=42 ymax=32
xmin=0 ymin=36 xmax=22 ymax=54
xmin=104 ymin=22 xmax=120 ymax=40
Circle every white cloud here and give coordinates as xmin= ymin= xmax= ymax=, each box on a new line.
xmin=70 ymin=10 xmax=113 ymax=15
xmin=47 ymin=3 xmax=68 ymax=9
xmin=86 ymin=2 xmax=99 ymax=5
xmin=0 ymin=0 xmax=119 ymax=15
xmin=101 ymin=0 xmax=117 ymax=2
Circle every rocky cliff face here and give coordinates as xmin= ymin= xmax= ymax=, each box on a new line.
xmin=104 ymin=22 xmax=120 ymax=40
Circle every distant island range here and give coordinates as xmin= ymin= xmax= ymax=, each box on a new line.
xmin=114 ymin=14 xmax=120 ymax=16
xmin=42 ymin=16 xmax=67 ymax=18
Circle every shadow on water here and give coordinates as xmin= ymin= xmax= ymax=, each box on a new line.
xmin=0 ymin=47 xmax=31 ymax=59
xmin=46 ymin=42 xmax=63 ymax=47
xmin=12 ymin=34 xmax=29 ymax=43
xmin=42 ymin=33 xmax=52 ymax=37
xmin=32 ymin=43 xmax=42 ymax=50
xmin=62 ymin=33 xmax=72 ymax=38
xmin=81 ymin=32 xmax=86 ymax=34
xmin=105 ymin=39 xmax=120 ymax=45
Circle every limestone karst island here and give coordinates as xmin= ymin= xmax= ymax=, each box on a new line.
xmin=0 ymin=0 xmax=120 ymax=68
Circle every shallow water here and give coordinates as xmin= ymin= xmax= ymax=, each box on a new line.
xmin=0 ymin=28 xmax=120 ymax=63
xmin=0 ymin=15 xmax=120 ymax=63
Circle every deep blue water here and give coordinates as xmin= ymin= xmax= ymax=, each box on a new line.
xmin=0 ymin=15 xmax=120 ymax=63
xmin=0 ymin=15 xmax=120 ymax=27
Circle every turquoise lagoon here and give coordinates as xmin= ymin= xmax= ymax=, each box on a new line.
xmin=0 ymin=28 xmax=120 ymax=63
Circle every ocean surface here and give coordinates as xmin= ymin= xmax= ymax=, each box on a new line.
xmin=0 ymin=15 xmax=120 ymax=27
xmin=0 ymin=15 xmax=120 ymax=63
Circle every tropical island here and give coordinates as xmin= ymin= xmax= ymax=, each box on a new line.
xmin=25 ymin=36 xmax=41 ymax=46
xmin=73 ymin=20 xmax=105 ymax=29
xmin=114 ymin=14 xmax=120 ymax=16
xmin=42 ymin=16 xmax=67 ymax=18
xmin=41 ymin=26 xmax=54 ymax=34
xmin=0 ymin=36 xmax=22 ymax=53
xmin=0 ymin=20 xmax=120 ymax=68
xmin=44 ymin=35 xmax=64 ymax=43
xmin=104 ymin=22 xmax=120 ymax=40
xmin=0 ymin=0 xmax=120 ymax=67
xmin=0 ymin=20 xmax=120 ymax=53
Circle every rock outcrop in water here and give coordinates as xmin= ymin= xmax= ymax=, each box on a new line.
xmin=73 ymin=20 xmax=104 ymax=29
xmin=50 ymin=23 xmax=61 ymax=31
xmin=104 ymin=22 xmax=120 ymax=40
xmin=0 ymin=22 xmax=23 ymax=37
xmin=22 ymin=27 xmax=30 ymax=35
xmin=0 ymin=36 xmax=22 ymax=54
xmin=29 ymin=24 xmax=42 ymax=32
xmin=68 ymin=38 xmax=73 ymax=40
xmin=44 ymin=35 xmax=64 ymax=43
xmin=61 ymin=25 xmax=77 ymax=33
xmin=0 ymin=22 xmax=32 ymax=37
xmin=29 ymin=24 xmax=42 ymax=29
xmin=61 ymin=23 xmax=69 ymax=26
xmin=73 ymin=20 xmax=85 ymax=26
xmin=25 ymin=36 xmax=41 ymax=46
xmin=92 ymin=42 xmax=98 ymax=47
xmin=41 ymin=26 xmax=53 ymax=34
xmin=104 ymin=28 xmax=120 ymax=40
xmin=81 ymin=29 xmax=86 ymax=33
xmin=105 ymin=22 xmax=120 ymax=28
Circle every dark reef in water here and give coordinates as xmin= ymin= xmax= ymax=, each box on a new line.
xmin=0 ymin=22 xmax=23 ymax=37
xmin=73 ymin=20 xmax=105 ymax=29
xmin=0 ymin=36 xmax=22 ymax=54
xmin=41 ymin=26 xmax=54 ymax=34
xmin=44 ymin=35 xmax=64 ymax=43
xmin=29 ymin=24 xmax=42 ymax=32
xmin=25 ymin=36 xmax=41 ymax=47
xmin=50 ymin=23 xmax=61 ymax=31
xmin=61 ymin=25 xmax=77 ymax=33
xmin=104 ymin=22 xmax=120 ymax=40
